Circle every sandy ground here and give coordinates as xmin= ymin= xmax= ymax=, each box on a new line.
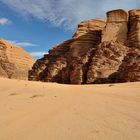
xmin=0 ymin=78 xmax=140 ymax=140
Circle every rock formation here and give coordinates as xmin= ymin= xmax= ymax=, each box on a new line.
xmin=29 ymin=9 xmax=140 ymax=84
xmin=113 ymin=48 xmax=140 ymax=82
xmin=102 ymin=9 xmax=128 ymax=43
xmin=0 ymin=38 xmax=35 ymax=80
xmin=128 ymin=9 xmax=140 ymax=48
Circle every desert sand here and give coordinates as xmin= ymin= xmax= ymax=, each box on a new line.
xmin=0 ymin=77 xmax=140 ymax=140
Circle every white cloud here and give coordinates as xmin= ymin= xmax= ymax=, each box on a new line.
xmin=8 ymin=40 xmax=37 ymax=47
xmin=0 ymin=0 xmax=139 ymax=29
xmin=14 ymin=42 xmax=37 ymax=47
xmin=30 ymin=52 xmax=46 ymax=57
xmin=0 ymin=18 xmax=11 ymax=25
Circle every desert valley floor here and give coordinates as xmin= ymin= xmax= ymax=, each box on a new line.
xmin=0 ymin=78 xmax=140 ymax=140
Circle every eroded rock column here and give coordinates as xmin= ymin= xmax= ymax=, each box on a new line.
xmin=128 ymin=9 xmax=140 ymax=48
xmin=102 ymin=9 xmax=128 ymax=43
xmin=87 ymin=9 xmax=129 ymax=84
xmin=114 ymin=9 xmax=140 ymax=82
xmin=69 ymin=19 xmax=106 ymax=84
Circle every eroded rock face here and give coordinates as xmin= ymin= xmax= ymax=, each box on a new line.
xmin=86 ymin=42 xmax=128 ymax=84
xmin=114 ymin=48 xmax=140 ymax=82
xmin=29 ymin=19 xmax=106 ymax=84
xmin=29 ymin=40 xmax=72 ymax=82
xmin=71 ymin=19 xmax=106 ymax=57
xmin=102 ymin=9 xmax=128 ymax=43
xmin=128 ymin=9 xmax=140 ymax=48
xmin=29 ymin=9 xmax=140 ymax=84
xmin=0 ymin=38 xmax=35 ymax=80
xmin=0 ymin=40 xmax=15 ymax=78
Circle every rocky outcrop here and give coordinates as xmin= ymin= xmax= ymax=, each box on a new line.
xmin=71 ymin=19 xmax=106 ymax=57
xmin=29 ymin=39 xmax=72 ymax=82
xmin=112 ymin=9 xmax=140 ymax=82
xmin=102 ymin=9 xmax=128 ymax=43
xmin=29 ymin=9 xmax=140 ymax=84
xmin=113 ymin=48 xmax=140 ymax=82
xmin=0 ymin=38 xmax=35 ymax=80
xmin=86 ymin=42 xmax=128 ymax=83
xmin=29 ymin=19 xmax=106 ymax=84
xmin=127 ymin=9 xmax=140 ymax=48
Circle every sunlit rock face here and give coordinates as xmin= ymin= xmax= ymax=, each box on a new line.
xmin=29 ymin=19 xmax=106 ymax=84
xmin=86 ymin=41 xmax=128 ymax=84
xmin=71 ymin=19 xmax=106 ymax=57
xmin=102 ymin=9 xmax=128 ymax=43
xmin=112 ymin=9 xmax=140 ymax=83
xmin=128 ymin=9 xmax=140 ymax=48
xmin=113 ymin=48 xmax=140 ymax=82
xmin=0 ymin=38 xmax=34 ymax=80
xmin=29 ymin=9 xmax=140 ymax=84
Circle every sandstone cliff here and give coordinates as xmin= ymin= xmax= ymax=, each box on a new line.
xmin=29 ymin=9 xmax=140 ymax=84
xmin=0 ymin=38 xmax=35 ymax=80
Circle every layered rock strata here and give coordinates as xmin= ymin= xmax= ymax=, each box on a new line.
xmin=29 ymin=9 xmax=140 ymax=84
xmin=128 ymin=9 xmax=140 ymax=48
xmin=102 ymin=9 xmax=128 ymax=43
xmin=29 ymin=19 xmax=106 ymax=84
xmin=0 ymin=38 xmax=34 ymax=80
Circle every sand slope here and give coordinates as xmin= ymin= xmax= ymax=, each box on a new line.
xmin=0 ymin=78 xmax=140 ymax=140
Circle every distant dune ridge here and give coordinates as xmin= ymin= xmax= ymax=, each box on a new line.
xmin=0 ymin=38 xmax=35 ymax=80
xmin=29 ymin=9 xmax=140 ymax=84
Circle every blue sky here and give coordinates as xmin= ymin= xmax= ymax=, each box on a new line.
xmin=0 ymin=0 xmax=139 ymax=59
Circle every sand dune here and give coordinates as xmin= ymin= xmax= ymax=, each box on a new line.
xmin=0 ymin=78 xmax=140 ymax=140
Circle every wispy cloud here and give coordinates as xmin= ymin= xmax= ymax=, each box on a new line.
xmin=8 ymin=40 xmax=37 ymax=47
xmin=8 ymin=40 xmax=43 ymax=58
xmin=0 ymin=0 xmax=139 ymax=29
xmin=30 ymin=52 xmax=46 ymax=58
xmin=0 ymin=18 xmax=11 ymax=25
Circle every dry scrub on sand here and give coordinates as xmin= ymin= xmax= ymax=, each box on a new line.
xmin=30 ymin=94 xmax=45 ymax=98
xmin=9 ymin=93 xmax=20 ymax=96
xmin=0 ymin=77 xmax=140 ymax=140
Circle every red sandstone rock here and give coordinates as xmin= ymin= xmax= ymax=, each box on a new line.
xmin=127 ymin=9 xmax=140 ymax=48
xmin=102 ymin=9 xmax=128 ymax=43
xmin=29 ymin=9 xmax=140 ymax=84
xmin=112 ymin=48 xmax=140 ymax=82
xmin=0 ymin=38 xmax=35 ymax=80
xmin=29 ymin=19 xmax=106 ymax=84
xmin=87 ymin=41 xmax=128 ymax=84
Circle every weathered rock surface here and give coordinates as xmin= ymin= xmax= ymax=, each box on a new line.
xmin=0 ymin=38 xmax=35 ymax=80
xmin=114 ymin=48 xmax=140 ymax=82
xmin=71 ymin=19 xmax=106 ymax=57
xmin=29 ymin=39 xmax=72 ymax=82
xmin=29 ymin=9 xmax=140 ymax=84
xmin=127 ymin=9 xmax=140 ymax=48
xmin=29 ymin=19 xmax=106 ymax=84
xmin=102 ymin=9 xmax=128 ymax=43
xmin=86 ymin=41 xmax=128 ymax=83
